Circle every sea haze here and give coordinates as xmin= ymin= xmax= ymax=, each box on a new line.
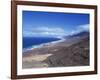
xmin=23 ymin=37 xmax=61 ymax=49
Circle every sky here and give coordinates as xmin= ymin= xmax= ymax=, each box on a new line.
xmin=22 ymin=11 xmax=90 ymax=37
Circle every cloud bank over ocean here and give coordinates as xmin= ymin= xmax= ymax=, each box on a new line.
xmin=23 ymin=24 xmax=89 ymax=37
xmin=23 ymin=11 xmax=89 ymax=38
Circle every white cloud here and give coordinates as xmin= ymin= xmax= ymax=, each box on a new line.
xmin=70 ymin=24 xmax=89 ymax=35
xmin=23 ymin=26 xmax=67 ymax=37
xmin=23 ymin=24 xmax=89 ymax=37
xmin=78 ymin=24 xmax=89 ymax=31
xmin=32 ymin=27 xmax=65 ymax=33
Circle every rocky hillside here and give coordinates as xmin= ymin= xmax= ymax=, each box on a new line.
xmin=44 ymin=37 xmax=89 ymax=67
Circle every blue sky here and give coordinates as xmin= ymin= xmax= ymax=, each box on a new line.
xmin=22 ymin=11 xmax=89 ymax=37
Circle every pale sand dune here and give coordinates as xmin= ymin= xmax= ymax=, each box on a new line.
xmin=23 ymin=54 xmax=53 ymax=62
xmin=22 ymin=54 xmax=53 ymax=68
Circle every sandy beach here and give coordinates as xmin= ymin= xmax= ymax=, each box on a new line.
xmin=22 ymin=36 xmax=89 ymax=69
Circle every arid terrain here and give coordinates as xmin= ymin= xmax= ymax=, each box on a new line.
xmin=22 ymin=32 xmax=89 ymax=69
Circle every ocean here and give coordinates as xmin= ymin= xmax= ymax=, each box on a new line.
xmin=23 ymin=37 xmax=61 ymax=51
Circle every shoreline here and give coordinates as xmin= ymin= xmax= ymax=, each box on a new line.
xmin=23 ymin=38 xmax=66 ymax=53
xmin=22 ymin=37 xmax=89 ymax=69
